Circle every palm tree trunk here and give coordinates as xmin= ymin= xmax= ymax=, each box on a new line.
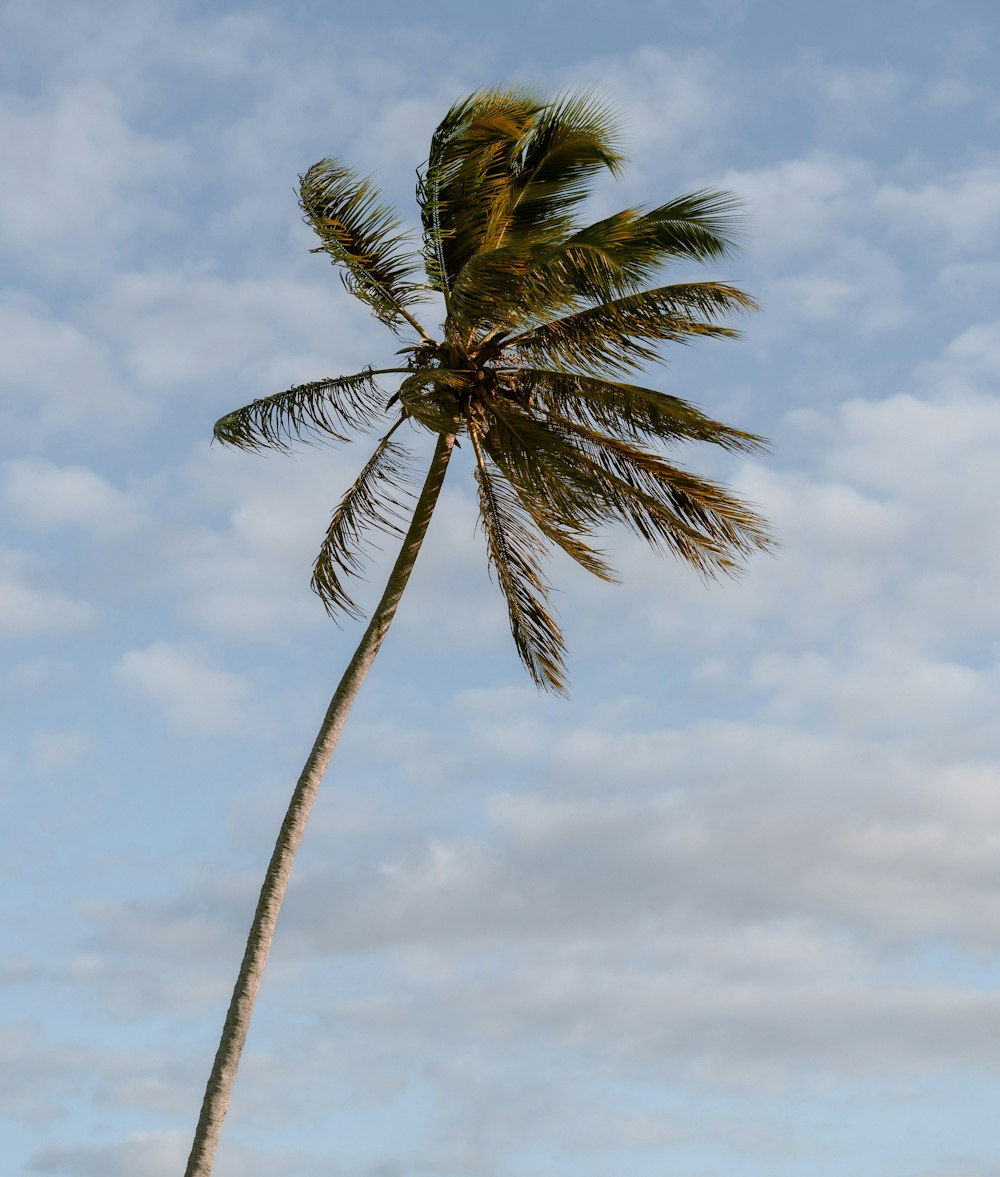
xmin=184 ymin=432 xmax=455 ymax=1177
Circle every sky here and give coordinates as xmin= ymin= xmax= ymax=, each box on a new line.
xmin=3 ymin=0 xmax=1000 ymax=1173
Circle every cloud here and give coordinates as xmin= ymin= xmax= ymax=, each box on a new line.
xmin=75 ymin=695 xmax=1000 ymax=1084
xmin=875 ymin=165 xmax=1000 ymax=253
xmin=787 ymin=58 xmax=908 ymax=135
xmin=0 ymin=296 xmax=141 ymax=437
xmin=0 ymin=548 xmax=96 ymax=635
xmin=719 ymin=151 xmax=874 ymax=261
xmin=31 ymin=728 xmax=92 ymax=776
xmin=0 ymin=1023 xmax=90 ymax=1125
xmin=162 ymin=442 xmax=358 ymax=636
xmin=27 ymin=1132 xmax=188 ymax=1177
xmin=88 ymin=269 xmax=383 ymax=397
xmin=937 ymin=320 xmax=1000 ymax=377
xmin=568 ymin=46 xmax=738 ymax=191
xmin=27 ymin=1130 xmax=335 ymax=1177
xmin=0 ymin=82 xmax=187 ymax=281
xmin=2 ymin=459 xmax=144 ymax=534
xmin=772 ymin=237 xmax=908 ymax=332
xmin=114 ymin=641 xmax=252 ymax=734
xmin=0 ymin=955 xmax=43 ymax=983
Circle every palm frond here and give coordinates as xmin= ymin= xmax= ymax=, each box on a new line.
xmin=416 ymin=87 xmax=545 ymax=301
xmin=543 ymin=413 xmax=773 ymax=572
xmin=514 ymin=368 xmax=768 ymax=453
xmin=449 ymin=221 xmax=663 ymax=334
xmin=447 ymin=211 xmax=682 ymax=336
xmin=470 ymin=432 xmax=568 ymax=694
xmin=509 ymin=281 xmax=758 ymax=375
xmin=479 ymin=399 xmax=603 ymax=534
xmin=449 ymin=240 xmax=568 ymax=334
xmin=300 ymin=160 xmax=428 ymax=333
xmin=478 ymin=410 xmax=619 ymax=580
xmin=522 ymin=507 xmax=620 ymax=582
xmin=631 ymin=190 xmax=747 ymax=262
xmin=492 ymin=89 xmax=624 ymax=246
xmin=214 ymin=369 xmax=398 ymax=451
xmin=453 ymin=191 xmax=747 ymax=332
xmin=311 ymin=422 xmax=415 ymax=620
xmin=480 ymin=399 xmax=771 ymax=575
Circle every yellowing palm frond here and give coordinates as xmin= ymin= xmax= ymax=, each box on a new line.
xmin=300 ymin=161 xmax=429 ymax=334
xmin=417 ymin=87 xmax=545 ymax=301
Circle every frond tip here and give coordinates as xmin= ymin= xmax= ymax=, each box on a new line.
xmin=471 ymin=431 xmax=568 ymax=694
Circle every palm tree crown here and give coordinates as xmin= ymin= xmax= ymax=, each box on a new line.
xmin=215 ymin=86 xmax=771 ymax=692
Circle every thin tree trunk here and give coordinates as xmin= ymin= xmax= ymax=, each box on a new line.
xmin=184 ymin=432 xmax=455 ymax=1177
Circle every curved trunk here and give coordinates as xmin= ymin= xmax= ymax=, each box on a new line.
xmin=184 ymin=432 xmax=455 ymax=1177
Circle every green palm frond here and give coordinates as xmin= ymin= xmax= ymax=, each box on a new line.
xmin=471 ymin=432 xmax=567 ymax=693
xmin=311 ymin=421 xmax=415 ymax=619
xmin=452 ymin=192 xmax=747 ymax=333
xmin=515 ymin=368 xmax=768 ymax=453
xmin=480 ymin=399 xmax=770 ymax=574
xmin=449 ymin=241 xmax=564 ymax=333
xmin=630 ymin=190 xmax=746 ymax=262
xmin=509 ymin=281 xmax=758 ymax=375
xmin=213 ymin=369 xmax=400 ymax=451
xmin=418 ymin=89 xmax=624 ymax=315
xmin=550 ymin=191 xmax=745 ymax=293
xmin=300 ymin=160 xmax=428 ymax=334
xmin=544 ymin=413 xmax=773 ymax=572
xmin=478 ymin=398 xmax=602 ymax=534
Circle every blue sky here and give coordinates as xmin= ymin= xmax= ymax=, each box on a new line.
xmin=3 ymin=0 xmax=1000 ymax=1173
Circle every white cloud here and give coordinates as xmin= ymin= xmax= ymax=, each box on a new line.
xmin=27 ymin=1132 xmax=188 ymax=1177
xmin=0 ymin=955 xmax=43 ymax=983
xmin=787 ymin=59 xmax=907 ymax=135
xmin=875 ymin=165 xmax=1000 ymax=252
xmin=564 ymin=46 xmax=737 ymax=195
xmin=114 ymin=641 xmax=252 ymax=734
xmin=163 ymin=443 xmax=356 ymax=636
xmin=0 ymin=1023 xmax=90 ymax=1125
xmin=938 ymin=320 xmax=1000 ymax=375
xmin=772 ymin=238 xmax=908 ymax=332
xmin=88 ymin=269 xmax=383 ymax=396
xmin=77 ymin=693 xmax=1000 ymax=1081
xmin=2 ymin=459 xmax=144 ymax=534
xmin=719 ymin=151 xmax=873 ymax=260
xmin=0 ymin=548 xmax=96 ymax=634
xmin=27 ymin=1133 xmax=328 ymax=1177
xmin=0 ymin=82 xmax=187 ymax=278
xmin=0 ymin=296 xmax=140 ymax=436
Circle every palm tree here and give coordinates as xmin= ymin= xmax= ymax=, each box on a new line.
xmin=184 ymin=86 xmax=771 ymax=1176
